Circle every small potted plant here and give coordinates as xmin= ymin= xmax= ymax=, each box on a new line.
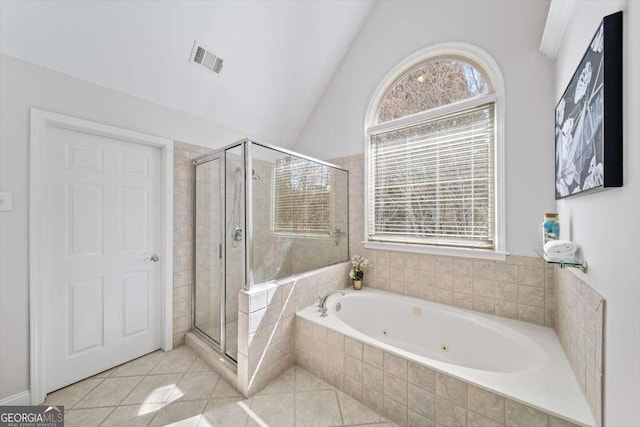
xmin=349 ymin=255 xmax=372 ymax=290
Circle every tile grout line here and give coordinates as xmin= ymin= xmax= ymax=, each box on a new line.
xmin=96 ymin=406 xmax=118 ymax=427
xmin=194 ymin=399 xmax=208 ymax=427
xmin=243 ymin=395 xmax=251 ymax=427
xmin=293 ymin=366 xmax=297 ymax=427
xmin=207 ymin=371 xmax=222 ymax=402
xmin=58 ymin=377 xmax=106 ymax=409
xmin=405 ymin=361 xmax=409 ymax=425
xmin=110 ymin=375 xmax=147 ymax=408
xmin=334 ymin=389 xmax=345 ymax=426
xmin=346 ymin=423 xmax=392 ymax=427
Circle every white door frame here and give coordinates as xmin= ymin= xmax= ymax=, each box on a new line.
xmin=29 ymin=108 xmax=174 ymax=404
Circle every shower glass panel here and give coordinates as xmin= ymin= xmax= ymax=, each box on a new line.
xmin=250 ymin=143 xmax=349 ymax=284
xmin=224 ymin=145 xmax=244 ymax=360
xmin=192 ymin=140 xmax=348 ymax=364
xmin=194 ymin=155 xmax=222 ymax=346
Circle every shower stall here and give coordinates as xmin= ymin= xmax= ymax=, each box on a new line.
xmin=192 ymin=140 xmax=349 ymax=362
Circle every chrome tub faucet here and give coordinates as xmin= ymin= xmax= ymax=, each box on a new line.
xmin=318 ymin=290 xmax=345 ymax=317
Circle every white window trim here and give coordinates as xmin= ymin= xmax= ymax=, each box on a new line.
xmin=363 ymin=42 xmax=507 ymax=260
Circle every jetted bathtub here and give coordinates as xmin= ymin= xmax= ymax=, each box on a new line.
xmin=296 ymin=288 xmax=596 ymax=426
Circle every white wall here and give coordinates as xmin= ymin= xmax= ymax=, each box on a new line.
xmin=0 ymin=54 xmax=245 ymax=401
xmin=554 ymin=1 xmax=640 ymax=425
xmin=293 ymin=0 xmax=556 ymax=256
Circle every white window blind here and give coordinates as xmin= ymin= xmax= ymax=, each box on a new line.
xmin=273 ymin=157 xmax=331 ymax=233
xmin=368 ymin=104 xmax=495 ymax=249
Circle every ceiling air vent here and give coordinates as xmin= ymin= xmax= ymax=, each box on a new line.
xmin=189 ymin=41 xmax=223 ymax=75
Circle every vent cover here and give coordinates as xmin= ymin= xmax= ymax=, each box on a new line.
xmin=189 ymin=41 xmax=223 ymax=75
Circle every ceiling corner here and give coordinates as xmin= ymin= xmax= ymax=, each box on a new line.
xmin=539 ymin=0 xmax=577 ymax=60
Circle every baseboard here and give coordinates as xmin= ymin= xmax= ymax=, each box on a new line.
xmin=0 ymin=391 xmax=31 ymax=406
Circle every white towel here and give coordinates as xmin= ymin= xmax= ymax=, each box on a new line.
xmin=544 ymin=240 xmax=577 ymax=258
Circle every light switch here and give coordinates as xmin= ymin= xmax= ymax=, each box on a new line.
xmin=0 ymin=193 xmax=13 ymax=211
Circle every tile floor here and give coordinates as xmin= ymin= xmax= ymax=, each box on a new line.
xmin=43 ymin=346 xmax=391 ymax=427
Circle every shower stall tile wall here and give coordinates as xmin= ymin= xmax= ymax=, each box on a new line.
xmin=555 ymin=267 xmax=605 ymax=426
xmin=237 ymin=261 xmax=350 ymax=396
xmin=173 ymin=141 xmax=211 ymax=347
xmin=329 ymin=154 xmax=556 ymax=328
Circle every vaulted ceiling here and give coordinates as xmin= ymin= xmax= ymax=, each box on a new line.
xmin=0 ymin=0 xmax=374 ymax=146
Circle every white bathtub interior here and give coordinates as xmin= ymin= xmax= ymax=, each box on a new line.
xmin=297 ymin=288 xmax=596 ymax=427
xmin=334 ymin=292 xmax=547 ymax=373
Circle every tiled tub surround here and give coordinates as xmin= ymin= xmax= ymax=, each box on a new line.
xmin=174 ymin=141 xmax=211 ymax=347
xmin=555 ymin=267 xmax=605 ymax=426
xmin=237 ymin=261 xmax=351 ymax=396
xmin=329 ymin=154 xmax=555 ymax=328
xmin=296 ymin=289 xmax=595 ymax=427
xmin=307 ymin=153 xmax=606 ymax=425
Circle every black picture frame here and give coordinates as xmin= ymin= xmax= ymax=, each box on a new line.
xmin=554 ymin=11 xmax=622 ymax=199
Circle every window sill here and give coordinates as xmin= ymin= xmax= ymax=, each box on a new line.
xmin=363 ymin=241 xmax=508 ymax=261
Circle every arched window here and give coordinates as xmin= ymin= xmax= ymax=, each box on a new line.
xmin=365 ymin=43 xmax=505 ymax=258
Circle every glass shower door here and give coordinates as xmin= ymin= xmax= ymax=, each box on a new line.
xmin=194 ymin=155 xmax=223 ymax=347
xmin=224 ymin=145 xmax=244 ymax=361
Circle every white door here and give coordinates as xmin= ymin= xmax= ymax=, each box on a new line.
xmin=44 ymin=125 xmax=163 ymax=393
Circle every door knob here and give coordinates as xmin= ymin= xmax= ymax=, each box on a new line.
xmin=144 ymin=254 xmax=160 ymax=262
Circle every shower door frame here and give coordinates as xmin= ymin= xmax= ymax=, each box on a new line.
xmin=192 ymin=149 xmax=229 ymax=360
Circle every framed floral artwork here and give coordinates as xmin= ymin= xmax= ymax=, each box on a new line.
xmin=555 ymin=11 xmax=623 ymax=199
